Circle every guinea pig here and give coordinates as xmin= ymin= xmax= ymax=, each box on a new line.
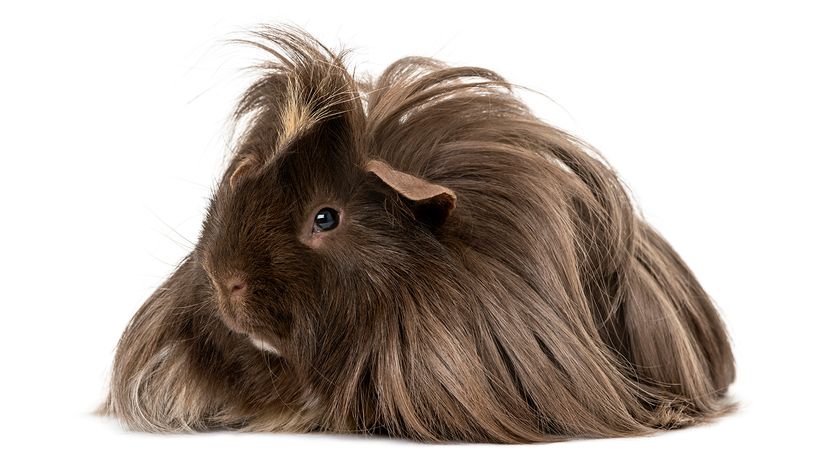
xmin=99 ymin=26 xmax=735 ymax=443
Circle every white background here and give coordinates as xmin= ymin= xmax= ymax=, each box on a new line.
xmin=1 ymin=1 xmax=826 ymax=464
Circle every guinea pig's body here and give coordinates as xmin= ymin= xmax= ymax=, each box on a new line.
xmin=100 ymin=27 xmax=735 ymax=443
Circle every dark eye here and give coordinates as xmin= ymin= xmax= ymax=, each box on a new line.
xmin=313 ymin=207 xmax=339 ymax=233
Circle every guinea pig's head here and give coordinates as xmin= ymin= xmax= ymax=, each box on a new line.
xmin=196 ymin=138 xmax=363 ymax=362
xmin=194 ymin=31 xmax=459 ymax=396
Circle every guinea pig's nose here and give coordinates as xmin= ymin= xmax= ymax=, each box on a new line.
xmin=225 ymin=277 xmax=247 ymax=298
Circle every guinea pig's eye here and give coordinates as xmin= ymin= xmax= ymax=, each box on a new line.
xmin=312 ymin=207 xmax=339 ymax=233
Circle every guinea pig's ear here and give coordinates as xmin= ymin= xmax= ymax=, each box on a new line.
xmin=228 ymin=154 xmax=258 ymax=188
xmin=366 ymin=159 xmax=456 ymax=228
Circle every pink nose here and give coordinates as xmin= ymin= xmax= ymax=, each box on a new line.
xmin=226 ymin=278 xmax=247 ymax=297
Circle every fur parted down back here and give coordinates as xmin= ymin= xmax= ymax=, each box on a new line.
xmin=100 ymin=26 xmax=735 ymax=443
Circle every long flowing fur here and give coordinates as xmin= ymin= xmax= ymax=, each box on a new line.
xmin=100 ymin=26 xmax=735 ymax=443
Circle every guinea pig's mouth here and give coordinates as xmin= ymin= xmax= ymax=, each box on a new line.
xmin=248 ymin=335 xmax=281 ymax=356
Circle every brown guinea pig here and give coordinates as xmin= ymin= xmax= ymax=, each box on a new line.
xmin=99 ymin=26 xmax=735 ymax=443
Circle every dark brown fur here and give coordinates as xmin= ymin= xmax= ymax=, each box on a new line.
xmin=99 ymin=26 xmax=736 ymax=443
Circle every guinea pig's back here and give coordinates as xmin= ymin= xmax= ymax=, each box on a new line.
xmin=363 ymin=58 xmax=735 ymax=431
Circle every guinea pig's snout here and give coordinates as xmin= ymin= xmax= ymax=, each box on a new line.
xmin=226 ymin=277 xmax=247 ymax=297
xmin=209 ymin=269 xmax=249 ymax=302
xmin=205 ymin=267 xmax=257 ymax=334
xmin=219 ymin=274 xmax=248 ymax=300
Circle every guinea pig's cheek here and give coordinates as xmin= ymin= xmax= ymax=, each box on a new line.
xmin=301 ymin=233 xmax=328 ymax=249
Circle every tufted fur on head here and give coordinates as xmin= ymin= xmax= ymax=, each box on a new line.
xmin=99 ymin=26 xmax=735 ymax=443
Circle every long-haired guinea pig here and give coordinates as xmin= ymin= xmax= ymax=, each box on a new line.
xmin=99 ymin=26 xmax=735 ymax=443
